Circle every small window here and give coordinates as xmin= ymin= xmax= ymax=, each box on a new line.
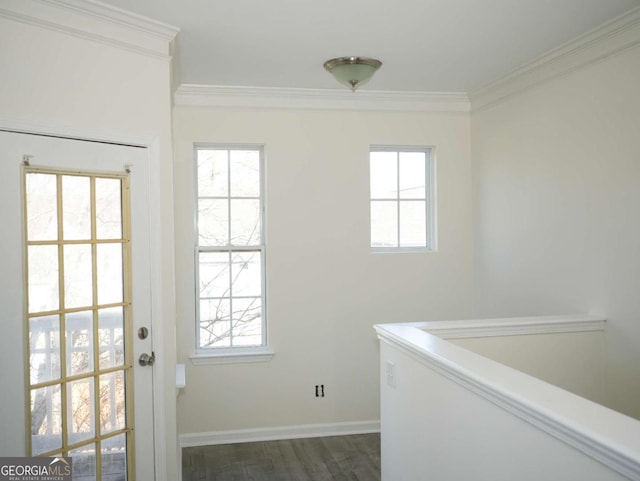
xmin=370 ymin=147 xmax=435 ymax=251
xmin=195 ymin=146 xmax=266 ymax=352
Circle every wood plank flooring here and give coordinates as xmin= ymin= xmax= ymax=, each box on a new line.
xmin=182 ymin=433 xmax=381 ymax=481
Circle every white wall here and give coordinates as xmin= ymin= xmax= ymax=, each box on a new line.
xmin=453 ymin=331 xmax=607 ymax=406
xmin=0 ymin=11 xmax=178 ymax=479
xmin=471 ymin=44 xmax=640 ymax=419
xmin=173 ymin=106 xmax=474 ymax=435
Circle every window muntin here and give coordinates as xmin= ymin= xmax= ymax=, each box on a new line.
xmin=24 ymin=168 xmax=132 ymax=479
xmin=370 ymin=147 xmax=434 ymax=250
xmin=195 ymin=146 xmax=266 ymax=350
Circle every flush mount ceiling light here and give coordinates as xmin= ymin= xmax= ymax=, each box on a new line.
xmin=323 ymin=56 xmax=382 ymax=91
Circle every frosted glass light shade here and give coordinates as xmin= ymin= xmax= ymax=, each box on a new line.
xmin=324 ymin=57 xmax=382 ymax=91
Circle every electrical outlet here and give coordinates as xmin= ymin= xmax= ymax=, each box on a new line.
xmin=386 ymin=361 xmax=396 ymax=389
xmin=315 ymin=384 xmax=325 ymax=397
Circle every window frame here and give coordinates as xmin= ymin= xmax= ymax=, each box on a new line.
xmin=192 ymin=143 xmax=271 ymax=363
xmin=369 ymin=145 xmax=436 ymax=253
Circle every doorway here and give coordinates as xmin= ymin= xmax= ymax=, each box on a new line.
xmin=0 ymin=130 xmax=156 ymax=480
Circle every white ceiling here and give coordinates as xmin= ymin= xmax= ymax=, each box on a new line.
xmin=100 ymin=0 xmax=639 ymax=92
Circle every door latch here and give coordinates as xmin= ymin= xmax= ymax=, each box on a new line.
xmin=139 ymin=351 xmax=156 ymax=367
xmin=138 ymin=327 xmax=149 ymax=340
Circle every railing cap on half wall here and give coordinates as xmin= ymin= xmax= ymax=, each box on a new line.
xmin=375 ymin=314 xmax=640 ymax=481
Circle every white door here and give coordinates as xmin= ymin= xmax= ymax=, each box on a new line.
xmin=0 ymin=130 xmax=156 ymax=480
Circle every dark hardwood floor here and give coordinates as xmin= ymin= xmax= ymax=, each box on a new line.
xmin=182 ymin=433 xmax=381 ymax=481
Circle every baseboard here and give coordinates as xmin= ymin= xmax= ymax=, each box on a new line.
xmin=179 ymin=420 xmax=381 ymax=448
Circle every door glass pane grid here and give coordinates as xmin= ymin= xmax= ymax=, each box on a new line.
xmin=24 ymin=168 xmax=133 ymax=481
xmin=196 ymin=146 xmax=266 ymax=350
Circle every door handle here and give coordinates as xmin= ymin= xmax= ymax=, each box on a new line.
xmin=139 ymin=352 xmax=156 ymax=367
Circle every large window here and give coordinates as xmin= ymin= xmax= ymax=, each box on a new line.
xmin=195 ymin=146 xmax=265 ymax=351
xmin=370 ymin=146 xmax=435 ymax=251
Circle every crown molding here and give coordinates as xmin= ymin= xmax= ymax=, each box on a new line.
xmin=470 ymin=6 xmax=640 ymax=111
xmin=0 ymin=0 xmax=179 ymax=59
xmin=174 ymin=84 xmax=470 ymax=113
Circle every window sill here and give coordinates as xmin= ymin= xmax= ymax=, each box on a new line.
xmin=189 ymin=348 xmax=275 ymax=366
xmin=371 ymin=247 xmax=436 ymax=254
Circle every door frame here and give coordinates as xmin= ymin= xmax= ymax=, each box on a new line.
xmin=0 ymin=116 xmax=169 ymax=481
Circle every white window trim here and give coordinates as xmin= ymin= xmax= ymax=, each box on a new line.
xmin=371 ymin=246 xmax=437 ymax=254
xmin=189 ymin=347 xmax=275 ymax=365
xmin=370 ymin=145 xmax=437 ymax=252
xmin=192 ymin=143 xmax=270 ymax=363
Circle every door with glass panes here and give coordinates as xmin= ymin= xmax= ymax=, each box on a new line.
xmin=0 ymin=130 xmax=156 ymax=480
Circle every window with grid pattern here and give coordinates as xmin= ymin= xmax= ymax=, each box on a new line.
xmin=370 ymin=147 xmax=435 ymax=251
xmin=195 ymin=146 xmax=266 ymax=350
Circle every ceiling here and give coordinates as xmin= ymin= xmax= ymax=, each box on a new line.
xmin=100 ymin=0 xmax=639 ymax=92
